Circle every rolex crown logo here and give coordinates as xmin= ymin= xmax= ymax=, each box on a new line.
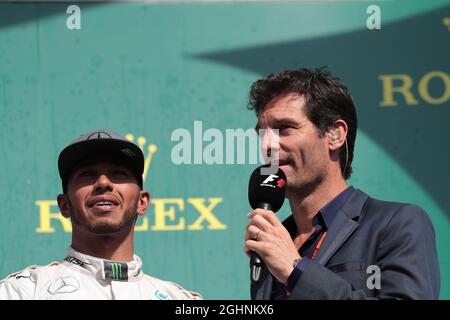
xmin=125 ymin=134 xmax=157 ymax=183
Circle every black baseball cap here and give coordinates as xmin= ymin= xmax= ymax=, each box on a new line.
xmin=58 ymin=130 xmax=144 ymax=192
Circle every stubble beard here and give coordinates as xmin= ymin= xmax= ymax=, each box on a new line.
xmin=68 ymin=197 xmax=139 ymax=235
xmin=285 ymin=161 xmax=326 ymax=200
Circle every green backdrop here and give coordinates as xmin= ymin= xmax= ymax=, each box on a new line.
xmin=0 ymin=0 xmax=449 ymax=299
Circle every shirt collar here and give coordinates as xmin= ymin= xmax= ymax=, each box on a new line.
xmin=319 ymin=186 xmax=355 ymax=229
xmin=283 ymin=186 xmax=355 ymax=235
xmin=62 ymin=247 xmax=143 ymax=281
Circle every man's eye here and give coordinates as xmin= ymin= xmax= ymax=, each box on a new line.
xmin=112 ymin=169 xmax=129 ymax=177
xmin=78 ymin=170 xmax=95 ymax=177
xmin=278 ymin=126 xmax=290 ymax=132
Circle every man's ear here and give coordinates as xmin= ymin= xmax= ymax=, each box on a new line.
xmin=137 ymin=191 xmax=150 ymax=216
xmin=57 ymin=194 xmax=71 ymax=218
xmin=328 ymin=120 xmax=348 ymax=151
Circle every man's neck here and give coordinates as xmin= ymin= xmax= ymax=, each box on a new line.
xmin=288 ymin=178 xmax=348 ymax=235
xmin=70 ymin=228 xmax=135 ymax=262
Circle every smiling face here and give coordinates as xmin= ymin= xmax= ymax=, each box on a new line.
xmin=257 ymin=93 xmax=331 ymax=198
xmin=57 ymin=156 xmax=149 ymax=235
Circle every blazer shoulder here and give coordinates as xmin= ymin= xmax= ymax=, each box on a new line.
xmin=361 ymin=193 xmax=434 ymax=232
xmin=364 ymin=194 xmax=428 ymax=216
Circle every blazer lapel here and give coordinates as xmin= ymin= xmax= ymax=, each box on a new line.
xmin=253 ymin=189 xmax=369 ymax=299
xmin=316 ymin=189 xmax=369 ymax=265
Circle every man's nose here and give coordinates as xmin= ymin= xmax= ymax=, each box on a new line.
xmin=93 ymin=174 xmax=114 ymax=192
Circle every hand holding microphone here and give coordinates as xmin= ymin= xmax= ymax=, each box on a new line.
xmin=246 ymin=165 xmax=287 ymax=282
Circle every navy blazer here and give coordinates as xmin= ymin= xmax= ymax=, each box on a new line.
xmin=251 ymin=189 xmax=440 ymax=300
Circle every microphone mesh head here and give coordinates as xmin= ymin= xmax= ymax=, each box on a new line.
xmin=248 ymin=164 xmax=287 ymax=213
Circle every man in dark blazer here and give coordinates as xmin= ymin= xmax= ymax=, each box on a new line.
xmin=244 ymin=68 xmax=440 ymax=299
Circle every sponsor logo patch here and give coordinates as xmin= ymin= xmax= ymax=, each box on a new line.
xmin=47 ymin=277 xmax=80 ymax=295
xmin=155 ymin=290 xmax=171 ymax=300
xmin=64 ymin=256 xmax=90 ymax=269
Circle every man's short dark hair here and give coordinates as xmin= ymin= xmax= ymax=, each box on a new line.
xmin=247 ymin=67 xmax=357 ymax=180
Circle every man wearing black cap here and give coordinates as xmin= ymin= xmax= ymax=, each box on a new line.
xmin=0 ymin=130 xmax=202 ymax=300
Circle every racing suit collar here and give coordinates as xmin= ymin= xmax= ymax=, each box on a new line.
xmin=62 ymin=247 xmax=143 ymax=282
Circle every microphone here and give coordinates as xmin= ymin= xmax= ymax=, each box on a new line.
xmin=248 ymin=164 xmax=287 ymax=283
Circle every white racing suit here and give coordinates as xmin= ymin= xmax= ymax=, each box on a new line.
xmin=0 ymin=247 xmax=202 ymax=300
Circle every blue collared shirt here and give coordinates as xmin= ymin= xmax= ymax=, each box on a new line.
xmin=271 ymin=186 xmax=355 ymax=299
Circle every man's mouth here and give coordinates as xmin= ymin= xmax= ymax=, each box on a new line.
xmin=95 ymin=201 xmax=114 ymax=207
xmin=87 ymin=196 xmax=120 ymax=212
xmin=268 ymin=159 xmax=290 ymax=166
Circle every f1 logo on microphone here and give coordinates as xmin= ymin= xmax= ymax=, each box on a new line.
xmin=261 ymin=175 xmax=286 ymax=189
xmin=277 ymin=178 xmax=286 ymax=188
xmin=262 ymin=174 xmax=279 ymax=185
